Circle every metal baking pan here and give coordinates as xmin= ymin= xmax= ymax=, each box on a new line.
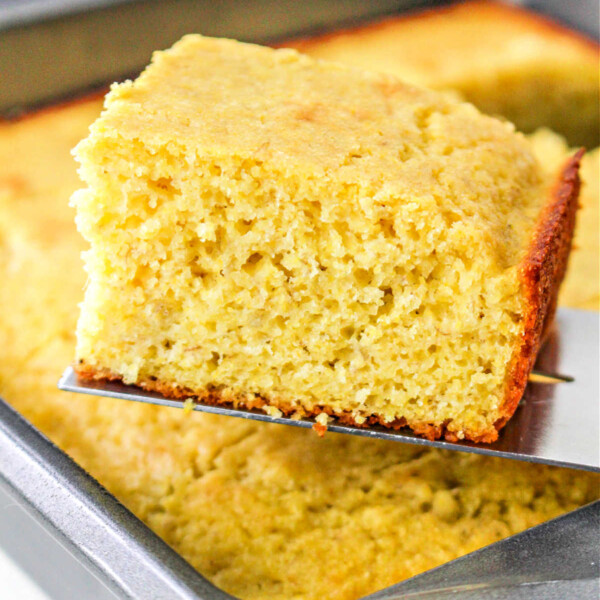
xmin=0 ymin=1 xmax=599 ymax=599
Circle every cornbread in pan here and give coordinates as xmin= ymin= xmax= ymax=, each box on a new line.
xmin=529 ymin=129 xmax=599 ymax=310
xmin=1 ymin=96 xmax=599 ymax=600
xmin=72 ymin=35 xmax=581 ymax=443
xmin=562 ymin=146 xmax=599 ymax=310
xmin=284 ymin=0 xmax=600 ymax=148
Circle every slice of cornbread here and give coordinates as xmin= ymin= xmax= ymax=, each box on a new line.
xmin=72 ymin=35 xmax=581 ymax=443
xmin=283 ymin=0 xmax=600 ymax=148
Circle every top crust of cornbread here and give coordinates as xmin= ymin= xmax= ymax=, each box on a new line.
xmin=73 ymin=36 xmax=580 ymax=443
xmin=283 ymin=0 xmax=599 ymax=148
xmin=80 ymin=35 xmax=545 ymax=271
xmin=86 ymin=36 xmax=532 ymax=185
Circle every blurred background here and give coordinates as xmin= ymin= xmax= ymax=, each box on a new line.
xmin=0 ymin=0 xmax=598 ymax=119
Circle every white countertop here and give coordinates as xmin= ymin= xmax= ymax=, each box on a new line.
xmin=0 ymin=545 xmax=52 ymax=600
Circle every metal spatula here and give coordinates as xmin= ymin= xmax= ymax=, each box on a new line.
xmin=59 ymin=308 xmax=599 ymax=472
xmin=364 ymin=499 xmax=600 ymax=600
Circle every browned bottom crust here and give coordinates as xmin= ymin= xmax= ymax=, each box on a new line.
xmin=74 ymin=362 xmax=487 ymax=442
xmin=75 ymin=153 xmax=582 ymax=446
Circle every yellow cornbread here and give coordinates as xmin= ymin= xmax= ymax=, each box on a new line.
xmin=285 ymin=0 xmax=600 ymax=148
xmin=0 ymin=95 xmax=598 ymax=600
xmin=72 ymin=35 xmax=578 ymax=443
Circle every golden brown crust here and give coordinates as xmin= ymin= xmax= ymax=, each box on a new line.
xmin=279 ymin=0 xmax=599 ymax=54
xmin=495 ymin=150 xmax=583 ymax=435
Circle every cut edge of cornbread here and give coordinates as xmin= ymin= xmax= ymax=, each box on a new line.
xmin=496 ymin=149 xmax=582 ymax=433
xmin=73 ymin=150 xmax=582 ymax=442
xmin=71 ymin=36 xmax=582 ymax=443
